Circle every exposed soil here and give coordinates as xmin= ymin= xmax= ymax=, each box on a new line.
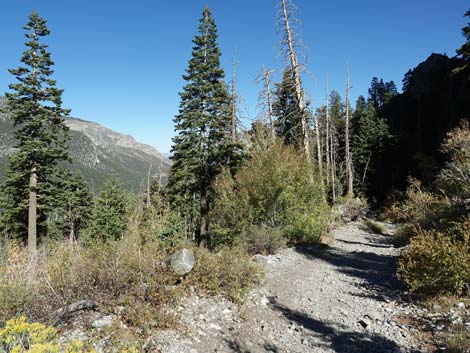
xmin=152 ymin=221 xmax=426 ymax=353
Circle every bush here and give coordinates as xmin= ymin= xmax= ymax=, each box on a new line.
xmin=365 ymin=219 xmax=387 ymax=235
xmin=398 ymin=220 xmax=470 ymax=297
xmin=185 ymin=246 xmax=263 ymax=303
xmin=210 ymin=140 xmax=329 ymax=246
xmin=0 ymin=316 xmax=97 ymax=353
xmin=0 ymin=234 xmax=262 ymax=328
xmin=334 ymin=197 xmax=368 ymax=222
xmin=240 ymin=225 xmax=286 ymax=255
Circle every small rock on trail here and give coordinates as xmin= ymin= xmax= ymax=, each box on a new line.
xmin=155 ymin=221 xmax=425 ymax=353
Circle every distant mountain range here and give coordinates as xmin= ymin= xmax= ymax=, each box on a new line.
xmin=0 ymin=96 xmax=171 ymax=191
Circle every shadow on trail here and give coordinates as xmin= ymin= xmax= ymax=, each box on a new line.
xmin=295 ymin=244 xmax=404 ymax=302
xmin=336 ymin=238 xmax=393 ymax=249
xmin=270 ymin=301 xmax=417 ymax=353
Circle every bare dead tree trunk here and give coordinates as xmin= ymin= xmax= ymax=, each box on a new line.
xmin=157 ymin=159 xmax=163 ymax=194
xmin=261 ymin=66 xmax=276 ymax=139
xmin=280 ymin=0 xmax=310 ymax=159
xmin=231 ymin=50 xmax=238 ymax=141
xmin=315 ymin=113 xmax=323 ymax=179
xmin=325 ymin=78 xmax=330 ymax=187
xmin=28 ymin=166 xmax=37 ymax=253
xmin=68 ymin=203 xmax=75 ymax=243
xmin=330 ymin=128 xmax=337 ymax=203
xmin=146 ymin=164 xmax=152 ymax=208
xmin=345 ymin=65 xmax=354 ymax=197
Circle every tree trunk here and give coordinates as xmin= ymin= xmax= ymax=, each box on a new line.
xmin=69 ymin=204 xmax=75 ymax=243
xmin=28 ymin=166 xmax=37 ymax=253
xmin=315 ymin=114 xmax=323 ymax=179
xmin=281 ymin=0 xmax=310 ymax=159
xmin=231 ymin=51 xmax=238 ymax=141
xmin=146 ymin=164 xmax=152 ymax=208
xmin=199 ymin=183 xmax=209 ymax=248
xmin=345 ymin=65 xmax=354 ymax=197
xmin=262 ymin=66 xmax=276 ymax=139
xmin=325 ymin=78 xmax=330 ymax=187
xmin=331 ymin=132 xmax=336 ymax=203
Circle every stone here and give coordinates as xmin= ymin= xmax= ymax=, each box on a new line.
xmin=455 ymin=302 xmax=466 ymax=311
xmin=358 ymin=319 xmax=370 ymax=329
xmin=91 ymin=315 xmax=113 ymax=329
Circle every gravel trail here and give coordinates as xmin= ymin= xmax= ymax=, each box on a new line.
xmin=155 ymin=221 xmax=424 ymax=353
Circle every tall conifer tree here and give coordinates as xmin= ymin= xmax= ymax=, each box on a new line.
xmin=167 ymin=7 xmax=240 ymax=247
xmin=0 ymin=11 xmax=70 ymax=251
xmin=455 ymin=9 xmax=470 ymax=77
xmin=273 ymin=68 xmax=303 ymax=146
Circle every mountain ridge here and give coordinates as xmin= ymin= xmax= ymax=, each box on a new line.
xmin=0 ymin=96 xmax=171 ymax=191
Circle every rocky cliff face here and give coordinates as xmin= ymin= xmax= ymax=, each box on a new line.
xmin=0 ymin=96 xmax=170 ymax=190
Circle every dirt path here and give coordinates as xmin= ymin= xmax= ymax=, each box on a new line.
xmin=155 ymin=221 xmax=425 ymax=353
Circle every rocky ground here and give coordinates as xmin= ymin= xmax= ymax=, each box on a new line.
xmin=61 ymin=221 xmax=469 ymax=352
xmin=150 ymin=222 xmax=426 ymax=353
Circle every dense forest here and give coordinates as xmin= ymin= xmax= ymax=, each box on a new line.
xmin=0 ymin=2 xmax=469 ymax=353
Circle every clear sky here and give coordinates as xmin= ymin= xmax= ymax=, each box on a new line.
xmin=0 ymin=1 xmax=468 ymax=153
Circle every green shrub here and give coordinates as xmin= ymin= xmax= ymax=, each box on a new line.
xmin=398 ymin=220 xmax=470 ymax=297
xmin=365 ymin=219 xmax=387 ymax=235
xmin=210 ymin=140 xmax=329 ymax=246
xmin=240 ymin=225 xmax=286 ymax=255
xmin=185 ymin=246 xmax=263 ymax=303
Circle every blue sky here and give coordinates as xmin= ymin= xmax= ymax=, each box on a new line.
xmin=0 ymin=1 xmax=468 ymax=153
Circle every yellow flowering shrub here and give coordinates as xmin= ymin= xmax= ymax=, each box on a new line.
xmin=0 ymin=317 xmax=95 ymax=353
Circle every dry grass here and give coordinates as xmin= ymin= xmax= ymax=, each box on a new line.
xmin=0 ymin=235 xmax=262 ymax=329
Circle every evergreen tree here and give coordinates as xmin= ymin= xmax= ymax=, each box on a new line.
xmin=272 ymin=68 xmax=303 ymax=146
xmin=351 ymin=97 xmax=389 ymax=194
xmin=167 ymin=7 xmax=241 ymax=247
xmin=455 ymin=9 xmax=470 ymax=77
xmin=0 ymin=11 xmax=70 ymax=250
xmin=90 ymin=176 xmax=128 ymax=241
xmin=62 ymin=171 xmax=93 ymax=241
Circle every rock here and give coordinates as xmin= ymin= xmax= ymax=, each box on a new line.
xmin=455 ymin=302 xmax=466 ymax=311
xmin=161 ymin=248 xmax=195 ymax=275
xmin=447 ymin=312 xmax=463 ymax=325
xmin=358 ymin=319 xmax=370 ymax=329
xmin=92 ymin=315 xmax=114 ymax=328
xmin=259 ymin=296 xmax=270 ymax=306
xmin=432 ymin=303 xmax=442 ymax=311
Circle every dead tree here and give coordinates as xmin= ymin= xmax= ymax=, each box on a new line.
xmin=345 ymin=65 xmax=354 ymax=197
xmin=325 ymin=78 xmax=330 ymax=187
xmin=231 ymin=50 xmax=238 ymax=141
xmin=146 ymin=164 xmax=152 ymax=208
xmin=257 ymin=65 xmax=276 ymax=139
xmin=313 ymin=104 xmax=323 ymax=180
xmin=279 ymin=0 xmax=310 ymax=159
xmin=330 ymin=118 xmax=338 ymax=203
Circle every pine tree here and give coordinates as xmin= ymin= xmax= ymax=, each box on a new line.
xmin=351 ymin=96 xmax=389 ymax=194
xmin=167 ymin=7 xmax=241 ymax=247
xmin=62 ymin=171 xmax=93 ymax=241
xmin=273 ymin=68 xmax=303 ymax=146
xmin=0 ymin=11 xmax=70 ymax=251
xmin=455 ymin=9 xmax=470 ymax=77
xmin=90 ymin=176 xmax=128 ymax=241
